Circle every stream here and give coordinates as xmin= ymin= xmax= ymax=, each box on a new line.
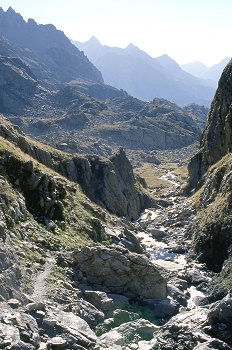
xmin=133 ymin=171 xmax=212 ymax=319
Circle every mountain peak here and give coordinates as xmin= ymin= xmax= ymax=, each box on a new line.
xmin=3 ymin=6 xmax=25 ymax=23
xmin=156 ymin=54 xmax=176 ymax=63
xmin=87 ymin=36 xmax=102 ymax=46
xmin=126 ymin=43 xmax=136 ymax=49
xmin=156 ymin=54 xmax=181 ymax=72
xmin=6 ymin=6 xmax=16 ymax=14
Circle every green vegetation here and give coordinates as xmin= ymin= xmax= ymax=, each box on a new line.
xmin=135 ymin=162 xmax=187 ymax=196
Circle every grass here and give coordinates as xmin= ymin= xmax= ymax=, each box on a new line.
xmin=134 ymin=162 xmax=187 ymax=196
xmin=45 ymin=265 xmax=77 ymax=302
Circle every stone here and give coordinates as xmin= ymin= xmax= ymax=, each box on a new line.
xmin=41 ymin=308 xmax=97 ymax=348
xmin=8 ymin=298 xmax=21 ymax=309
xmin=207 ymin=296 xmax=232 ymax=325
xmin=167 ymin=285 xmax=188 ymax=307
xmin=72 ymin=299 xmax=104 ymax=327
xmin=193 ymin=339 xmax=232 ymax=350
xmin=97 ymin=319 xmax=159 ymax=349
xmin=47 ymin=337 xmax=67 ymax=350
xmin=26 ymin=302 xmax=46 ymax=312
xmin=84 ymin=291 xmax=129 ymax=313
xmin=142 ymin=298 xmax=179 ymax=318
xmin=0 ymin=219 xmax=6 ymax=241
xmin=73 ymin=245 xmax=167 ymax=299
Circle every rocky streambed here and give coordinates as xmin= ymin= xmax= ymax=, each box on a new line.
xmin=0 ymin=189 xmax=231 ymax=349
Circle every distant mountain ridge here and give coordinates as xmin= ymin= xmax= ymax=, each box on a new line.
xmin=74 ymin=37 xmax=215 ymax=107
xmin=182 ymin=57 xmax=231 ymax=85
xmin=0 ymin=7 xmax=103 ymax=86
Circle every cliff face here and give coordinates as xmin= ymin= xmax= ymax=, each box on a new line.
xmin=59 ymin=148 xmax=153 ymax=220
xmin=188 ymin=59 xmax=232 ymax=288
xmin=188 ymin=59 xmax=232 ymax=190
xmin=0 ymin=116 xmax=153 ymax=220
xmin=0 ymin=56 xmax=38 ymax=114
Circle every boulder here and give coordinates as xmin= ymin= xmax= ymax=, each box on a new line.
xmin=72 ymin=299 xmax=104 ymax=327
xmin=193 ymin=339 xmax=232 ymax=350
xmin=97 ymin=319 xmax=159 ymax=349
xmin=207 ymin=297 xmax=232 ymax=325
xmin=73 ymin=245 xmax=167 ymax=299
xmin=84 ymin=291 xmax=129 ymax=313
xmin=41 ymin=308 xmax=97 ymax=349
xmin=141 ymin=298 xmax=179 ymax=318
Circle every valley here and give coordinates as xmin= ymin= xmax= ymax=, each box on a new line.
xmin=0 ymin=5 xmax=231 ymax=350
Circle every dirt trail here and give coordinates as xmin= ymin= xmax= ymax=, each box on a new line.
xmin=31 ymin=257 xmax=56 ymax=302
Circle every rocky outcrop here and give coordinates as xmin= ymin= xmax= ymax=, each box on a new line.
xmin=188 ymin=59 xmax=232 ymax=190
xmin=0 ymin=56 xmax=37 ymax=114
xmin=73 ymin=245 xmax=167 ymax=299
xmin=0 ymin=118 xmax=153 ymax=220
xmin=60 ymin=148 xmax=153 ymax=220
xmin=183 ymin=103 xmax=209 ymax=129
xmin=96 ymin=318 xmax=159 ymax=349
xmin=0 ymin=151 xmax=66 ymax=221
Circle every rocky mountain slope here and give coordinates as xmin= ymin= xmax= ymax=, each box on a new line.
xmin=0 ymin=8 xmax=231 ymax=349
xmin=0 ymin=54 xmax=202 ymax=160
xmin=74 ymin=37 xmax=215 ymax=106
xmin=0 ymin=115 xmax=231 ymax=350
xmin=0 ymin=7 xmax=103 ymax=86
xmin=0 ymin=116 xmax=154 ymax=220
xmin=187 ymin=59 xmax=232 ymax=298
xmin=183 ymin=103 xmax=209 ymax=129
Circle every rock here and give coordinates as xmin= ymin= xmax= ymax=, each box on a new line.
xmin=65 ymin=148 xmax=155 ymax=220
xmin=0 ymin=219 xmax=6 ymax=241
xmin=26 ymin=302 xmax=46 ymax=312
xmin=96 ymin=309 xmax=140 ymax=335
xmin=47 ymin=337 xmax=67 ymax=350
xmin=84 ymin=291 xmax=129 ymax=314
xmin=185 ymin=269 xmax=209 ymax=285
xmin=0 ymin=308 xmax=41 ymax=349
xmin=167 ymin=285 xmax=188 ymax=307
xmin=154 ymin=308 xmax=209 ymax=349
xmin=207 ymin=297 xmax=232 ymax=325
xmin=72 ymin=299 xmax=104 ymax=327
xmin=142 ymin=298 xmax=179 ymax=318
xmin=204 ymin=296 xmax=232 ymax=344
xmin=41 ymin=308 xmax=97 ymax=349
xmin=113 ymin=309 xmax=139 ymax=327
xmin=97 ymin=319 xmax=159 ymax=349
xmin=8 ymin=298 xmax=21 ymax=309
xmin=168 ymin=277 xmax=189 ymax=292
xmin=193 ymin=339 xmax=232 ymax=350
xmin=149 ymin=228 xmax=167 ymax=241
xmin=73 ymin=245 xmax=167 ymax=299
xmin=187 ymin=59 xmax=232 ymax=280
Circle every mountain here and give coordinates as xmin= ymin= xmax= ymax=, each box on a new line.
xmin=0 ymin=52 xmax=201 ymax=154
xmin=202 ymin=57 xmax=231 ymax=82
xmin=183 ymin=103 xmax=209 ymax=129
xmin=2 ymin=63 xmax=201 ymax=154
xmin=181 ymin=61 xmax=208 ymax=78
xmin=0 ymin=7 xmax=103 ymax=86
xmin=187 ymin=59 xmax=232 ymax=296
xmin=73 ymin=37 xmax=215 ymax=107
xmin=182 ymin=57 xmax=231 ymax=85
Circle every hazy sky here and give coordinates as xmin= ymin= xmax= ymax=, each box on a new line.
xmin=0 ymin=0 xmax=231 ymax=66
